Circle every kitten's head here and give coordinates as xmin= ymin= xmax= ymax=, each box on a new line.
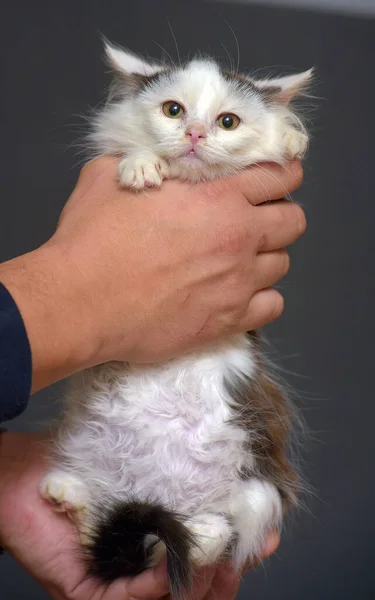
xmin=98 ymin=44 xmax=313 ymax=181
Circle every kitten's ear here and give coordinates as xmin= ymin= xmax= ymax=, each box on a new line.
xmin=103 ymin=42 xmax=166 ymax=99
xmin=104 ymin=43 xmax=164 ymax=77
xmin=252 ymin=68 xmax=314 ymax=106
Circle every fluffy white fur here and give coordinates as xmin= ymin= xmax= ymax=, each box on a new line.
xmin=41 ymin=44 xmax=311 ymax=574
xmin=88 ymin=44 xmax=311 ymax=186
xmin=42 ymin=336 xmax=279 ymax=561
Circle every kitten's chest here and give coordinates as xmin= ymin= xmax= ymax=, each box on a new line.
xmin=105 ymin=338 xmax=255 ymax=439
xmin=86 ymin=335 xmax=254 ymax=446
xmin=105 ymin=357 xmax=242 ymax=448
xmin=98 ymin=356 xmax=251 ymax=508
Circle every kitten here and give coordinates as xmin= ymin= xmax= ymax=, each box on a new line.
xmin=40 ymin=42 xmax=312 ymax=599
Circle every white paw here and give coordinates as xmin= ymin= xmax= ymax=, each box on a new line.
xmin=283 ymin=128 xmax=309 ymax=160
xmin=231 ymin=478 xmax=282 ymax=568
xmin=118 ymin=154 xmax=169 ymax=190
xmin=186 ymin=514 xmax=232 ymax=566
xmin=40 ymin=470 xmax=89 ymax=514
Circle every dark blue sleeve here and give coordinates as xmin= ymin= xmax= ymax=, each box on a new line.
xmin=0 ymin=282 xmax=32 ymax=422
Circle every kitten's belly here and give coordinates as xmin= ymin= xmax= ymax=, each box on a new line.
xmin=63 ymin=336 xmax=255 ymax=514
xmin=93 ymin=410 xmax=248 ymax=514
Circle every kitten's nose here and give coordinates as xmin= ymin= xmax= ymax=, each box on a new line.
xmin=186 ymin=123 xmax=207 ymax=145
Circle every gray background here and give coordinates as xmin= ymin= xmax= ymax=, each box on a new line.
xmin=1 ymin=0 xmax=374 ymax=598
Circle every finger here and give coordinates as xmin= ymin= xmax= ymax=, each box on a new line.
xmin=237 ymin=288 xmax=285 ymax=332
xmin=57 ymin=156 xmax=121 ymax=228
xmin=79 ymin=155 xmax=119 ymax=184
xmin=242 ymin=531 xmax=281 ymax=573
xmin=202 ymin=161 xmax=303 ymax=207
xmin=203 ymin=563 xmax=241 ymax=600
xmin=260 ymin=530 xmax=281 ymax=559
xmin=253 ymin=200 xmax=306 ymax=252
xmin=129 ymin=566 xmax=216 ymax=600
xmin=126 ymin=560 xmax=169 ymax=599
xmin=253 ymin=249 xmax=290 ymax=291
xmin=242 ymin=161 xmax=303 ymax=205
xmin=189 ymin=566 xmax=217 ymax=599
xmin=101 ymin=577 xmax=133 ymax=600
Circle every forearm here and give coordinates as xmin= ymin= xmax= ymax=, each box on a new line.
xmin=0 ymin=244 xmax=96 ymax=394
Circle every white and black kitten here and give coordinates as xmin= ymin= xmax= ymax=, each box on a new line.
xmin=40 ymin=42 xmax=312 ymax=599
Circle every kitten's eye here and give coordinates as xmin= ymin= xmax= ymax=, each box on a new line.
xmin=217 ymin=113 xmax=240 ymax=130
xmin=162 ymin=101 xmax=185 ymax=119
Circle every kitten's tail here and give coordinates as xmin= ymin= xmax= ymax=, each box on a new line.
xmin=86 ymin=500 xmax=194 ymax=599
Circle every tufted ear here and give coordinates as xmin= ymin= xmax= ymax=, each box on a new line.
xmin=251 ymin=68 xmax=314 ymax=105
xmin=102 ymin=41 xmax=167 ymax=99
xmin=104 ymin=42 xmax=164 ymax=77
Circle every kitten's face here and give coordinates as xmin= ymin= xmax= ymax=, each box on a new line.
xmin=136 ymin=60 xmax=268 ymax=173
xmin=102 ymin=45 xmax=312 ymax=179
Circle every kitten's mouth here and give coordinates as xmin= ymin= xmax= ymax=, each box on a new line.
xmin=183 ymin=146 xmax=203 ymax=160
xmin=175 ymin=144 xmax=205 ymax=163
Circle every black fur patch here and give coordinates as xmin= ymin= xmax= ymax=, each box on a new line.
xmin=132 ymin=71 xmax=164 ymax=90
xmin=222 ymin=70 xmax=257 ymax=92
xmin=107 ymin=69 xmax=169 ymax=102
xmin=86 ymin=500 xmax=194 ymax=599
xmin=222 ymin=71 xmax=282 ymax=102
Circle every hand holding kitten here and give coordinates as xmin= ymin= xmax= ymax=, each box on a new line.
xmin=0 ymin=432 xmax=279 ymax=600
xmin=0 ymin=155 xmax=304 ymax=393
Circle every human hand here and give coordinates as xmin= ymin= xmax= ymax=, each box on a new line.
xmin=0 ymin=157 xmax=305 ymax=392
xmin=0 ymin=432 xmax=280 ymax=600
xmin=176 ymin=531 xmax=280 ymax=600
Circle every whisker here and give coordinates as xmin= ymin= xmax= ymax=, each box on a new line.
xmin=167 ymin=19 xmax=181 ymax=67
xmin=221 ymin=15 xmax=240 ymax=73
xmin=151 ymin=40 xmax=175 ymax=68
xmin=253 ymin=163 xmax=294 ymax=202
xmin=221 ymin=43 xmax=234 ymax=72
xmin=249 ymin=65 xmax=292 ymax=79
xmin=247 ymin=171 xmax=272 ymax=203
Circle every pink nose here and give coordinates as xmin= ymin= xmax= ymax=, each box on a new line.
xmin=186 ymin=124 xmax=206 ymax=145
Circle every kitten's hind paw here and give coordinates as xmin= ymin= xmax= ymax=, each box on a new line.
xmin=40 ymin=470 xmax=89 ymax=514
xmin=186 ymin=513 xmax=232 ymax=566
xmin=119 ymin=154 xmax=169 ymax=190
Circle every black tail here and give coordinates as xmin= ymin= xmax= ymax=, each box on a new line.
xmin=86 ymin=500 xmax=194 ymax=599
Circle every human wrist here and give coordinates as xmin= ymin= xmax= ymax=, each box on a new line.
xmin=0 ymin=429 xmax=15 ymax=552
xmin=0 ymin=244 xmax=101 ymax=393
xmin=0 ymin=428 xmax=6 ymax=553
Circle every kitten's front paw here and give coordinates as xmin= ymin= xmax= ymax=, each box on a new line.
xmin=283 ymin=128 xmax=309 ymax=160
xmin=40 ymin=470 xmax=88 ymax=514
xmin=119 ymin=155 xmax=169 ymax=190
